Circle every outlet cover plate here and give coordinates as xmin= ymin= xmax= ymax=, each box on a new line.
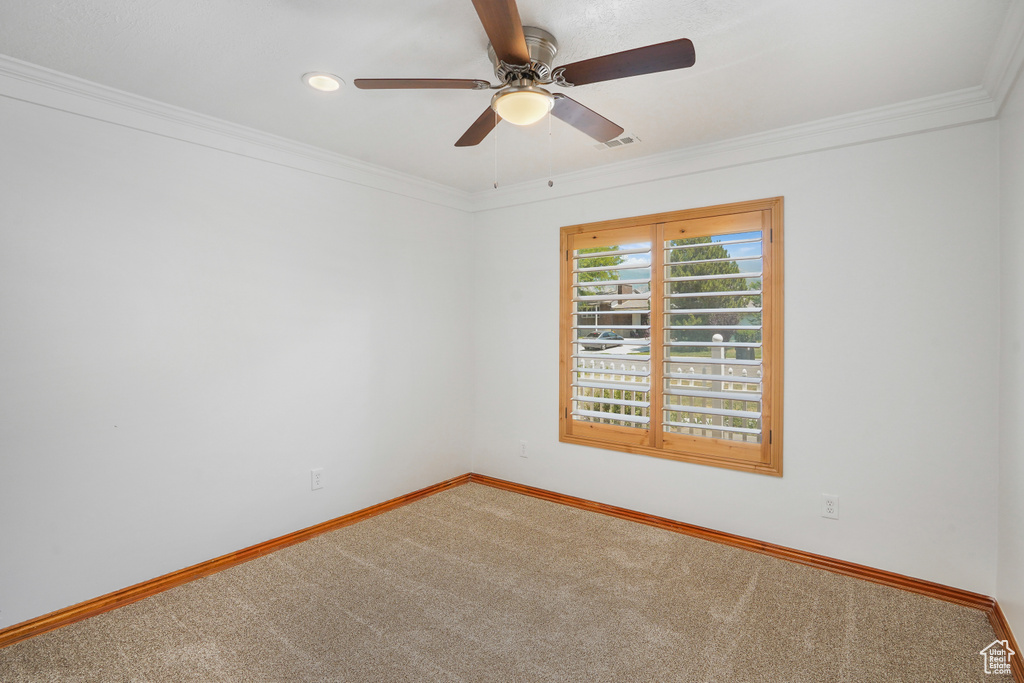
xmin=822 ymin=493 xmax=839 ymax=519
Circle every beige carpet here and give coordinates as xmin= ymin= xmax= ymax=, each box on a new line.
xmin=0 ymin=483 xmax=1007 ymax=682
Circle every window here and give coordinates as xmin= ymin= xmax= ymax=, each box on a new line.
xmin=559 ymin=198 xmax=784 ymax=475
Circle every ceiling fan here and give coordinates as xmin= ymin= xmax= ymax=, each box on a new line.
xmin=353 ymin=0 xmax=695 ymax=147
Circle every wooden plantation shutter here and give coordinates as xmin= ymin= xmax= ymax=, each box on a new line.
xmin=562 ymin=224 xmax=654 ymax=447
xmin=560 ymin=198 xmax=784 ymax=476
xmin=659 ymin=210 xmax=773 ymax=465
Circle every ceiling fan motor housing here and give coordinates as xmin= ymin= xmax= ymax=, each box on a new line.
xmin=488 ymin=26 xmax=559 ymax=83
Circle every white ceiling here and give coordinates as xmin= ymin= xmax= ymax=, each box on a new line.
xmin=0 ymin=0 xmax=1015 ymax=193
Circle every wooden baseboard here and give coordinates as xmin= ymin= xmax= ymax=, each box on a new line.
xmin=469 ymin=473 xmax=1022 ymax=681
xmin=0 ymin=473 xmax=471 ymax=650
xmin=3 ymin=470 xmax=1020 ymax=683
xmin=468 ymin=474 xmax=998 ymax=609
xmin=990 ymin=601 xmax=1024 ymax=681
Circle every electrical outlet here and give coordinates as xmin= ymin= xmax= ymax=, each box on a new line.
xmin=822 ymin=493 xmax=839 ymax=519
xmin=519 ymin=440 xmax=528 ymax=458
xmin=311 ymin=468 xmax=324 ymax=491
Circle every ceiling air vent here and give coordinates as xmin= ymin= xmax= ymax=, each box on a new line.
xmin=595 ymin=134 xmax=641 ymax=150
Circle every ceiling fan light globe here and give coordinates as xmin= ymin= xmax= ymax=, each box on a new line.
xmin=492 ymin=87 xmax=554 ymax=126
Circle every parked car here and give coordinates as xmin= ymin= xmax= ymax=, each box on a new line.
xmin=582 ymin=331 xmax=624 ymax=350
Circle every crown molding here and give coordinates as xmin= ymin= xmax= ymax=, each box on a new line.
xmin=984 ymin=0 xmax=1024 ymax=113
xmin=0 ymin=48 xmax=1015 ymax=217
xmin=467 ymin=85 xmax=998 ymax=212
xmin=0 ymin=55 xmax=474 ymax=212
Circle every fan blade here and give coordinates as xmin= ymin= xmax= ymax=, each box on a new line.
xmin=557 ymin=38 xmax=695 ymax=86
xmin=551 ymin=96 xmax=623 ymax=143
xmin=455 ymin=108 xmax=500 ymax=147
xmin=354 ymin=78 xmax=490 ymax=90
xmin=471 ymin=0 xmax=530 ymax=65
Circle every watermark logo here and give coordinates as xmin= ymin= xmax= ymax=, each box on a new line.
xmin=979 ymin=640 xmax=1015 ymax=675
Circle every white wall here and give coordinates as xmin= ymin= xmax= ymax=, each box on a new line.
xmin=999 ymin=71 xmax=1024 ymax=637
xmin=472 ymin=123 xmax=1002 ymax=595
xmin=0 ymin=92 xmax=475 ymax=629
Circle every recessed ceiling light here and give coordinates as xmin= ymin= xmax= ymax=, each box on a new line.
xmin=302 ymin=72 xmax=343 ymax=92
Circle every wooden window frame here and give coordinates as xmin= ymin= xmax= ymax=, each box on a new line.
xmin=559 ymin=197 xmax=784 ymax=476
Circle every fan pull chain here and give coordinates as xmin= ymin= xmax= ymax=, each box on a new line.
xmin=547 ymin=110 xmax=554 ymax=188
xmin=493 ymin=110 xmax=499 ymax=190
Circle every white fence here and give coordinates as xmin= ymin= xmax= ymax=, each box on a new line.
xmin=574 ymin=334 xmax=763 ymax=442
